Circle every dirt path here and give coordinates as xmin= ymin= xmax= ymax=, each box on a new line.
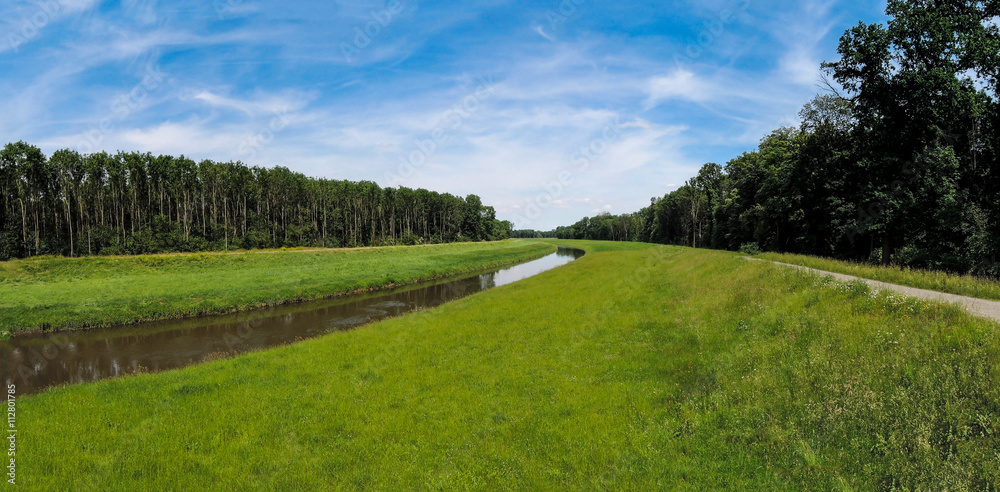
xmin=764 ymin=260 xmax=1000 ymax=323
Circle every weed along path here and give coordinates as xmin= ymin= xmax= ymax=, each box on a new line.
xmin=763 ymin=259 xmax=1000 ymax=322
xmin=4 ymin=248 xmax=584 ymax=396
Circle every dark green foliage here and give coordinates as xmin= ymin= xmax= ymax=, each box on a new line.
xmin=0 ymin=146 xmax=512 ymax=259
xmin=560 ymin=1 xmax=1000 ymax=277
xmin=739 ymin=242 xmax=761 ymax=255
xmin=510 ymin=229 xmax=558 ymax=239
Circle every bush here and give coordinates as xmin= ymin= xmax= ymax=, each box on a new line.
xmin=739 ymin=242 xmax=762 ymax=255
xmin=397 ymin=232 xmax=419 ymax=246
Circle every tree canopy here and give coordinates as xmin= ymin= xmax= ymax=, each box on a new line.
xmin=552 ymin=0 xmax=1000 ymax=276
xmin=0 ymin=144 xmax=512 ymax=259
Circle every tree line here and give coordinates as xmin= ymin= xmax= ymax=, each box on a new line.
xmin=551 ymin=1 xmax=1000 ymax=276
xmin=0 ymin=142 xmax=512 ymax=259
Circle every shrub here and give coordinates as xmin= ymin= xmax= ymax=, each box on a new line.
xmin=400 ymin=231 xmax=421 ymax=246
xmin=739 ymin=242 xmax=762 ymax=255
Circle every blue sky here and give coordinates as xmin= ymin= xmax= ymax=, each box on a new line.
xmin=1 ymin=0 xmax=887 ymax=230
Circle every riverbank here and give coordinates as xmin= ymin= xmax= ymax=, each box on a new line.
xmin=0 ymin=240 xmax=555 ymax=336
xmin=17 ymin=240 xmax=1000 ymax=488
xmin=5 ymin=247 xmax=583 ymax=396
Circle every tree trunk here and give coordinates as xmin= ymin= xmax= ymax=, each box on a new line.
xmin=19 ymin=199 xmax=27 ymax=256
xmin=65 ymin=200 xmax=74 ymax=257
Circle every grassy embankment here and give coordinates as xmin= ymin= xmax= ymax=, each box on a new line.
xmin=0 ymin=241 xmax=556 ymax=336
xmin=19 ymin=240 xmax=1000 ymax=489
xmin=760 ymin=251 xmax=1000 ymax=302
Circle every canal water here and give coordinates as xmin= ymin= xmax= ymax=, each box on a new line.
xmin=1 ymin=247 xmax=584 ymax=395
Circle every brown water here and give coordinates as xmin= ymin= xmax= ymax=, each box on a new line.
xmin=1 ymin=247 xmax=583 ymax=395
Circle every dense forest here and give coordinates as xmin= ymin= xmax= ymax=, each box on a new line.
xmin=553 ymin=1 xmax=1000 ymax=276
xmin=0 ymin=142 xmax=512 ymax=259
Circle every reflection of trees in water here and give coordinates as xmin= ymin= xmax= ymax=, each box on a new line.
xmin=556 ymin=247 xmax=585 ymax=259
xmin=428 ymin=276 xmax=483 ymax=306
xmin=479 ymin=274 xmax=497 ymax=291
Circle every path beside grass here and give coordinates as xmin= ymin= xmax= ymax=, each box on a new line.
xmin=18 ymin=240 xmax=1000 ymax=489
xmin=764 ymin=259 xmax=1000 ymax=322
xmin=759 ymin=251 xmax=1000 ymax=302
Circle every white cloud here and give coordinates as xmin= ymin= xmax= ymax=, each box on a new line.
xmin=646 ymin=70 xmax=716 ymax=106
xmin=191 ymin=90 xmax=313 ymax=117
xmin=0 ymin=0 xmax=100 ymax=53
xmin=118 ymin=121 xmax=236 ymax=155
xmin=5 ymin=0 xmax=876 ymax=230
xmin=533 ymin=25 xmax=555 ymax=41
xmin=779 ymin=49 xmax=823 ymax=86
xmin=771 ymin=2 xmax=837 ymax=87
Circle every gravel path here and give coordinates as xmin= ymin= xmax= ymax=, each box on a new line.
xmin=765 ymin=260 xmax=1000 ymax=323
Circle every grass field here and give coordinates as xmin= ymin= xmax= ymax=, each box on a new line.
xmin=760 ymin=251 xmax=1000 ymax=302
xmin=17 ymin=240 xmax=1000 ymax=489
xmin=0 ymin=241 xmax=555 ymax=336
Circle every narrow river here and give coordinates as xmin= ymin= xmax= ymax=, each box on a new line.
xmin=1 ymin=247 xmax=584 ymax=395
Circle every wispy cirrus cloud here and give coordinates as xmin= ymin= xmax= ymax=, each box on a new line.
xmin=3 ymin=0 xmax=888 ymax=229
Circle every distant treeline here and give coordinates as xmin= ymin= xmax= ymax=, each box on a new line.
xmin=552 ymin=1 xmax=1000 ymax=276
xmin=511 ymin=229 xmax=557 ymax=239
xmin=0 ymin=142 xmax=512 ymax=259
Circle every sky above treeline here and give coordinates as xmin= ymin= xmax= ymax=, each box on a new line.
xmin=1 ymin=0 xmax=888 ymax=230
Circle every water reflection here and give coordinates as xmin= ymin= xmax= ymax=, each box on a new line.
xmin=1 ymin=247 xmax=583 ymax=395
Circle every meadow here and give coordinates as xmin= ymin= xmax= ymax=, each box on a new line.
xmin=0 ymin=241 xmax=554 ymax=336
xmin=17 ymin=240 xmax=1000 ymax=489
xmin=760 ymin=251 xmax=1000 ymax=302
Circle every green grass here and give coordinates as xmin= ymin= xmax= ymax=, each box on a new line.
xmin=0 ymin=240 xmax=556 ymax=335
xmin=18 ymin=240 xmax=1000 ymax=489
xmin=759 ymin=251 xmax=1000 ymax=302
